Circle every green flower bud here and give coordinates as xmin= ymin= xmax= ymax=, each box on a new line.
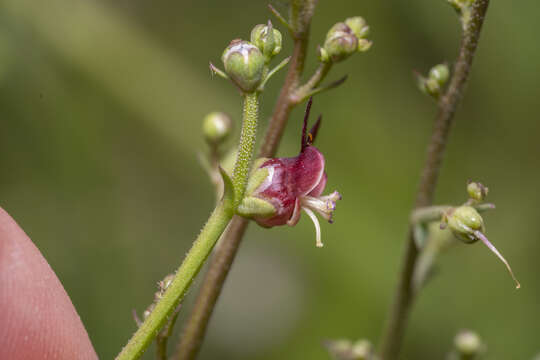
xmin=429 ymin=63 xmax=450 ymax=86
xmin=323 ymin=22 xmax=359 ymax=63
xmin=454 ymin=330 xmax=482 ymax=357
xmin=416 ymin=63 xmax=449 ymax=99
xmin=250 ymin=21 xmax=282 ymax=60
xmin=222 ymin=39 xmax=265 ymax=93
xmin=467 ymin=181 xmax=488 ymax=202
xmin=447 ymin=206 xmax=484 ymax=243
xmin=202 ymin=112 xmax=232 ymax=145
xmin=345 ymin=17 xmax=370 ymax=39
xmin=350 ymin=339 xmax=373 ymax=360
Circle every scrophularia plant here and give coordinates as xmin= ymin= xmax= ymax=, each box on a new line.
xmin=113 ymin=2 xmax=522 ymax=360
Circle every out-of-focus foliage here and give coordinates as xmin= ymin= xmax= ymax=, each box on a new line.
xmin=0 ymin=0 xmax=538 ymax=359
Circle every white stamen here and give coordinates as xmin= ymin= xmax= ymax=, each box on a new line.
xmin=303 ymin=207 xmax=323 ymax=248
xmin=301 ymin=196 xmax=332 ymax=221
xmin=474 ymin=230 xmax=520 ymax=289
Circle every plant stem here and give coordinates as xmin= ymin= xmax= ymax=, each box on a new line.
xmin=232 ymin=92 xmax=260 ymax=207
xmin=378 ymin=1 xmax=490 ymax=359
xmin=174 ymin=2 xmax=317 ymax=359
xmin=291 ymin=62 xmax=331 ymax=104
xmin=115 ymin=197 xmax=234 ymax=360
xmin=116 ymin=92 xmax=261 ymax=360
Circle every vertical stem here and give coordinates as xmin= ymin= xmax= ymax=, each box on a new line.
xmin=232 ymin=92 xmax=260 ymax=207
xmin=116 ymin=92 xmax=261 ymax=360
xmin=174 ymin=216 xmax=249 ymax=359
xmin=378 ymin=1 xmax=490 ymax=359
xmin=174 ymin=3 xmax=316 ymax=358
xmin=115 ymin=198 xmax=234 ymax=360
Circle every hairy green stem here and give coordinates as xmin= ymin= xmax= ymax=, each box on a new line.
xmin=115 ymin=198 xmax=234 ymax=360
xmin=174 ymin=2 xmax=318 ymax=359
xmin=232 ymin=92 xmax=260 ymax=207
xmin=378 ymin=1 xmax=490 ymax=359
xmin=116 ymin=92 xmax=260 ymax=360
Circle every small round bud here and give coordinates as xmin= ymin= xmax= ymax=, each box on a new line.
xmin=202 ymin=112 xmax=232 ymax=145
xmin=323 ymin=23 xmax=359 ymax=63
xmin=467 ymin=181 xmax=488 ymax=202
xmin=429 ymin=63 xmax=450 ymax=86
xmin=250 ymin=22 xmax=282 ymax=60
xmin=454 ymin=330 xmax=482 ymax=357
xmin=222 ymin=39 xmax=265 ymax=93
xmin=351 ymin=339 xmax=373 ymax=360
xmin=447 ymin=206 xmax=484 ymax=243
xmin=345 ymin=16 xmax=370 ymax=39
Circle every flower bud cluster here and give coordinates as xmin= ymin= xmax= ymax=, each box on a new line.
xmin=319 ymin=16 xmax=371 ymax=63
xmin=417 ymin=63 xmax=450 ymax=98
xmin=219 ymin=22 xmax=282 ymax=93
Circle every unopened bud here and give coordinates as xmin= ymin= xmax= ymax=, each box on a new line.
xmin=429 ymin=63 xmax=450 ymax=86
xmin=467 ymin=181 xmax=488 ymax=202
xmin=323 ymin=23 xmax=359 ymax=63
xmin=417 ymin=63 xmax=450 ymax=98
xmin=350 ymin=339 xmax=373 ymax=360
xmin=222 ymin=40 xmax=265 ymax=93
xmin=251 ymin=21 xmax=282 ymax=60
xmin=454 ymin=330 xmax=482 ymax=357
xmin=202 ymin=112 xmax=232 ymax=145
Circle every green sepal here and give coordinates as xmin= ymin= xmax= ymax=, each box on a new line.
xmin=244 ymin=158 xmax=270 ymax=196
xmin=237 ymin=196 xmax=276 ymax=218
xmin=218 ymin=166 xmax=235 ymax=210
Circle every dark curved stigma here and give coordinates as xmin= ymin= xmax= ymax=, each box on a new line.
xmin=301 ymin=97 xmax=323 ymax=152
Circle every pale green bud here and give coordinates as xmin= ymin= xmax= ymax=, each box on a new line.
xmin=202 ymin=112 xmax=232 ymax=145
xmin=454 ymin=330 xmax=482 ymax=357
xmin=222 ymin=39 xmax=265 ymax=93
xmin=323 ymin=23 xmax=359 ymax=63
xmin=250 ymin=22 xmax=282 ymax=60
xmin=467 ymin=181 xmax=488 ymax=202
xmin=429 ymin=63 xmax=450 ymax=86
xmin=345 ymin=17 xmax=370 ymax=39
xmin=350 ymin=339 xmax=373 ymax=360
xmin=447 ymin=206 xmax=484 ymax=243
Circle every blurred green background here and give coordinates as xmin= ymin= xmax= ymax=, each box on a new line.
xmin=1 ymin=0 xmax=539 ymax=359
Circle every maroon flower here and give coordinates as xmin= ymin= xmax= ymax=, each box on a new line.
xmin=238 ymin=99 xmax=341 ymax=247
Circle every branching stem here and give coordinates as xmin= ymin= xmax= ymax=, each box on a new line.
xmin=174 ymin=2 xmax=320 ymax=359
xmin=378 ymin=1 xmax=490 ymax=359
xmin=116 ymin=92 xmax=260 ymax=360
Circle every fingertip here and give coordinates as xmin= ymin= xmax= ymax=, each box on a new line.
xmin=0 ymin=207 xmax=98 ymax=360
